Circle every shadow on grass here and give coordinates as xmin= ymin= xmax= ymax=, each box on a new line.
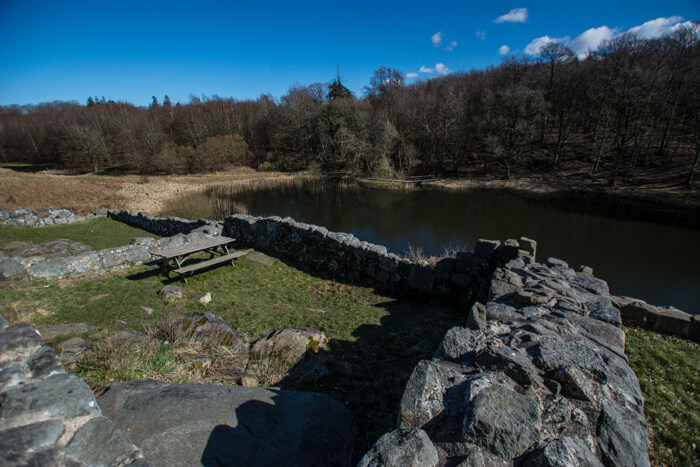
xmin=277 ymin=293 xmax=463 ymax=462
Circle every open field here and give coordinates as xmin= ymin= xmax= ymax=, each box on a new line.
xmin=0 ymin=166 xmax=302 ymax=215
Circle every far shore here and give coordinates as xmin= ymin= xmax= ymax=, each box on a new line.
xmin=1 ymin=165 xmax=698 ymax=225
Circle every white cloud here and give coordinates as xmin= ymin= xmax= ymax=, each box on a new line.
xmin=498 ymin=45 xmax=510 ymax=55
xmin=405 ymin=72 xmax=418 ymax=79
xmin=445 ymin=40 xmax=458 ymax=51
xmin=419 ymin=65 xmax=434 ymax=74
xmin=628 ymin=16 xmax=686 ymax=39
xmin=431 ymin=32 xmax=444 ymax=46
xmin=476 ymin=31 xmax=487 ymax=41
xmin=524 ymin=35 xmax=567 ymax=55
xmin=570 ymin=26 xmax=615 ymax=59
xmin=494 ymin=8 xmax=528 ymax=24
xmin=435 ymin=63 xmax=451 ymax=76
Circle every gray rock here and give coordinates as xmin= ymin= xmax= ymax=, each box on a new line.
xmin=26 ymin=345 xmax=64 ymax=378
xmin=546 ymin=257 xmax=569 ymax=269
xmin=553 ymin=366 xmax=599 ymax=401
xmin=518 ymin=237 xmax=537 ymax=258
xmin=467 ymin=302 xmax=487 ymax=330
xmin=56 ymin=337 xmax=91 ymax=370
xmin=474 ymin=239 xmax=501 ymax=259
xmin=462 ymin=384 xmax=541 ymax=459
xmin=38 ymin=322 xmax=96 ymax=341
xmin=248 ymin=327 xmax=325 ymax=381
xmin=409 ymin=265 xmax=436 ymax=295
xmin=437 ymin=327 xmax=486 ymax=361
xmin=158 ymin=284 xmax=183 ymax=300
xmin=0 ymin=257 xmax=24 ymax=280
xmin=485 ymin=303 xmax=518 ymax=323
xmin=596 ymin=398 xmax=650 ymax=467
xmin=0 ymin=373 xmax=100 ymax=419
xmin=98 ymin=379 xmax=354 ymax=467
xmin=66 ymin=416 xmax=141 ymax=466
xmin=0 ymin=362 xmax=27 ymax=389
xmin=176 ymin=312 xmax=245 ymax=347
xmin=358 ymin=428 xmax=439 ymax=467
xmin=399 ymin=360 xmax=448 ymax=428
xmin=0 ymin=419 xmax=65 ymax=454
xmin=27 ymin=257 xmax=70 ymax=279
xmin=474 ymin=346 xmax=540 ymax=387
xmin=0 ymin=322 xmax=41 ymax=352
xmin=456 ymin=446 xmax=511 ymax=466
xmin=530 ymin=436 xmax=603 ymax=467
xmin=0 ymin=313 xmax=8 ymax=330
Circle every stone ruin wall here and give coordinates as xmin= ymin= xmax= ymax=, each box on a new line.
xmin=2 ymin=207 xmax=685 ymax=465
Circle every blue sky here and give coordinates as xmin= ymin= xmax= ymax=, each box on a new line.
xmin=1 ymin=0 xmax=698 ymax=106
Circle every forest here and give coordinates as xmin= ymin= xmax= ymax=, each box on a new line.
xmin=1 ymin=25 xmax=698 ymax=186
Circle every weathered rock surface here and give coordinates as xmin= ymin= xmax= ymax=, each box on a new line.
xmin=0 ymin=315 xmax=146 ymax=466
xmin=376 ymin=254 xmax=649 ymax=466
xmin=247 ymin=327 xmax=326 ymax=380
xmin=98 ymin=379 xmax=355 ymax=466
xmin=358 ymin=428 xmax=439 ymax=467
xmin=158 ymin=284 xmax=183 ymax=300
xmin=177 ymin=311 xmax=246 ymax=347
xmin=0 ymin=207 xmax=105 ymax=227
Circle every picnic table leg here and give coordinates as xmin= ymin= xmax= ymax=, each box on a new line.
xmin=160 ymin=260 xmax=169 ymax=278
xmin=174 ymin=256 xmax=187 ymax=284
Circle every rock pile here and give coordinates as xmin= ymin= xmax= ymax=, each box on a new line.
xmin=0 ymin=224 xmax=222 ymax=282
xmin=0 ymin=315 xmax=147 ymax=466
xmin=0 ymin=207 xmax=108 ymax=227
xmin=365 ymin=255 xmax=650 ymax=466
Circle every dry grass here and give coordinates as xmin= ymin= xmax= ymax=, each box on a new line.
xmin=0 ymin=168 xmax=125 ymax=214
xmin=0 ymin=166 xmax=303 ymax=215
xmin=402 ymin=243 xmax=463 ymax=267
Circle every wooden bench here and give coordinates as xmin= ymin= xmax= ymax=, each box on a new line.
xmin=173 ymin=250 xmax=249 ymax=276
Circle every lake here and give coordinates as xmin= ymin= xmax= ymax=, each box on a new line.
xmin=187 ymin=179 xmax=700 ymax=315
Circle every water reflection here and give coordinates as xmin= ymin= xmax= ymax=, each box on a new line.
xmin=208 ymin=180 xmax=700 ymax=314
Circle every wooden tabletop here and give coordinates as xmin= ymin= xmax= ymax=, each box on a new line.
xmin=152 ymin=236 xmax=235 ymax=259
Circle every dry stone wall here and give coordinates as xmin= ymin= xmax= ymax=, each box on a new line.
xmin=0 ymin=316 xmax=149 ymax=466
xmin=362 ymin=256 xmax=651 ymax=466
xmin=0 ymin=207 xmax=108 ymax=227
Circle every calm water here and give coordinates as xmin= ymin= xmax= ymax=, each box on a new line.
xmin=209 ymin=180 xmax=700 ymax=315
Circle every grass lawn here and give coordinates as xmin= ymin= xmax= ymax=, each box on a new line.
xmin=1 ymin=256 xmax=462 ymax=461
xmin=625 ymin=326 xmax=700 ymax=466
xmin=0 ymin=217 xmax=158 ymax=251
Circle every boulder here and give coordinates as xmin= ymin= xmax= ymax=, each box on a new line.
xmin=436 ymin=327 xmax=486 ymax=361
xmin=462 ymin=384 xmax=541 ymax=460
xmin=178 ymin=312 xmax=246 ymax=347
xmin=596 ymin=398 xmax=650 ymax=467
xmin=98 ymin=380 xmax=355 ymax=467
xmin=38 ymin=322 xmax=96 ymax=341
xmin=247 ymin=327 xmax=325 ymax=381
xmin=358 ymin=428 xmax=439 ymax=467
xmin=399 ymin=360 xmax=448 ymax=428
xmin=474 ymin=239 xmax=501 ymax=259
xmin=467 ymin=303 xmax=487 ymax=330
xmin=158 ymin=285 xmax=183 ymax=301
xmin=530 ymin=436 xmax=603 ymax=467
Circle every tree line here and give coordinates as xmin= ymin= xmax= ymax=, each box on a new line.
xmin=1 ymin=24 xmax=698 ymax=186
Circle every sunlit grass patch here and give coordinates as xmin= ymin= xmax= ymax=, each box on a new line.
xmin=625 ymin=326 xmax=700 ymax=466
xmin=0 ymin=217 xmax=158 ymax=250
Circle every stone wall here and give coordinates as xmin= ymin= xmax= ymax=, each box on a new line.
xmin=0 ymin=222 xmax=223 ymax=282
xmin=0 ymin=315 xmax=148 ymax=465
xmin=0 ymin=207 xmax=108 ymax=227
xmin=225 ymin=214 xmax=540 ymax=299
xmin=108 ymin=209 xmax=222 ymax=238
xmin=360 ymin=256 xmax=651 ymax=466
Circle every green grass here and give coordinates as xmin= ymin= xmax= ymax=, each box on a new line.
xmin=625 ymin=326 xmax=700 ymax=466
xmin=0 ymin=217 xmax=158 ymax=251
xmin=1 ymin=256 xmax=462 ymax=461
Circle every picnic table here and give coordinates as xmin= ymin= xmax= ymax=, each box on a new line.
xmin=151 ymin=236 xmax=246 ymax=283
